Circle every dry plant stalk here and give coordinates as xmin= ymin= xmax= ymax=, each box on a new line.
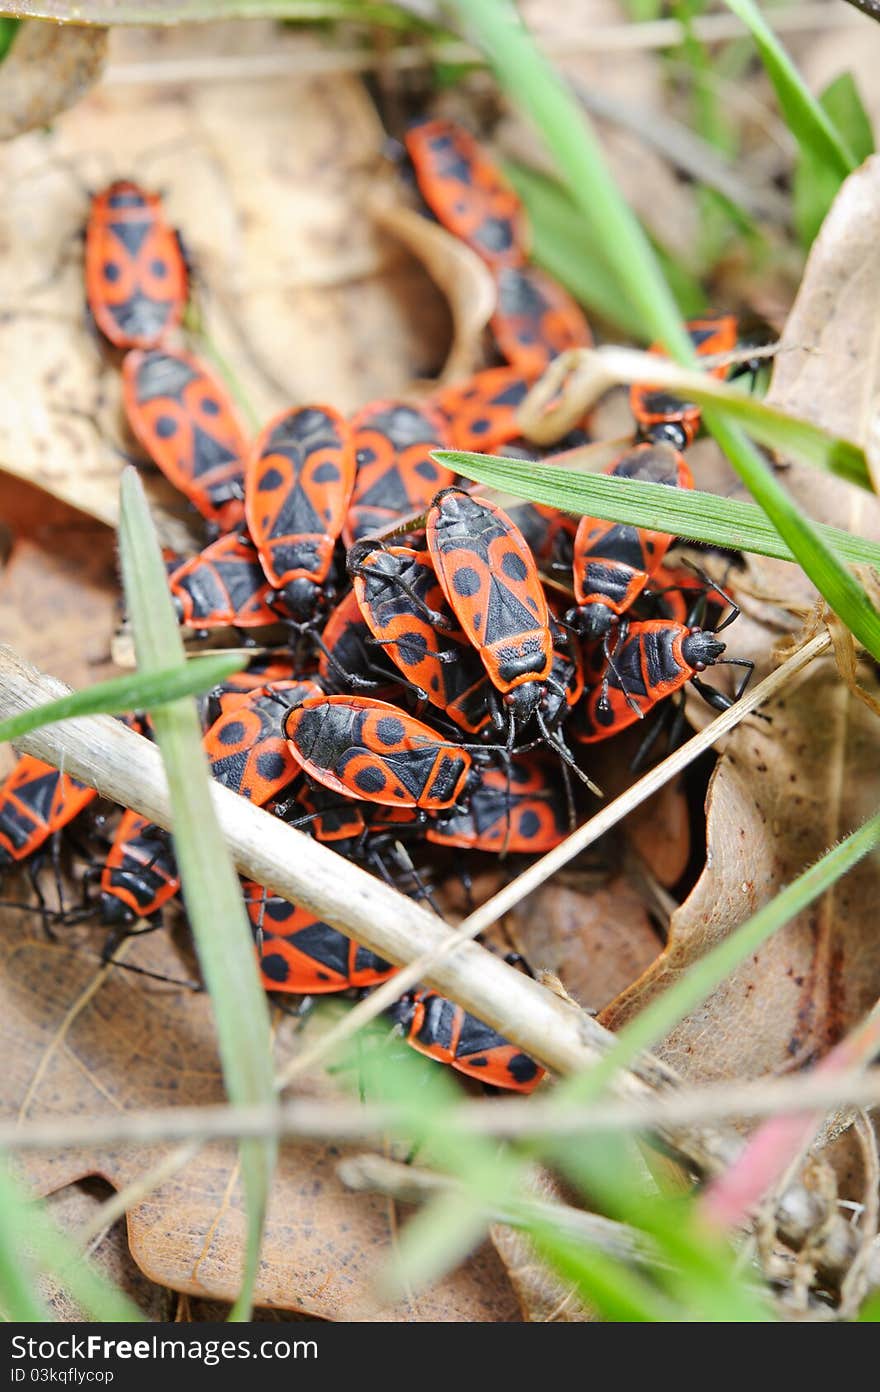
xmin=335 ymin=1154 xmax=664 ymax=1272
xmin=6 ymin=1063 xmax=880 ymax=1154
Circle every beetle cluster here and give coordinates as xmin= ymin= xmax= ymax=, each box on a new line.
xmin=0 ymin=121 xmax=751 ymax=1093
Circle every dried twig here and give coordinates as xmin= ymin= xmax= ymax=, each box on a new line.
xmin=569 ymin=81 xmax=790 ymax=225
xmin=336 ymin=1153 xmax=665 ymax=1272
xmin=5 ymin=1064 xmax=880 ymax=1154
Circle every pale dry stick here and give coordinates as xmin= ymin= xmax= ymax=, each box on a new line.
xmin=101 ymin=41 xmax=785 ymax=225
xmin=336 ymin=1154 xmax=665 ymax=1273
xmin=691 ymin=341 xmax=780 ymax=375
xmin=6 ymin=1060 xmax=880 ymax=1155
xmin=662 ymin=56 xmax=794 ymax=160
xmin=278 ymin=631 xmax=831 ymax=1094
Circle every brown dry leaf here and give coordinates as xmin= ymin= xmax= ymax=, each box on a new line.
xmin=36 ymin=1180 xmax=173 ymax=1321
xmin=603 ymin=158 xmax=880 ymax=1082
xmin=503 ymin=876 xmax=662 ymax=1014
xmin=767 ymin=154 xmax=880 ymax=487
xmin=0 ymin=21 xmax=108 ymax=139
xmin=0 ymin=22 xmax=450 ymax=537
xmin=5 ymin=917 xmax=518 ymax=1319
xmin=0 ymin=476 xmax=118 ymax=782
xmin=491 ymin=1170 xmax=595 ymax=1323
xmin=604 ymin=658 xmax=880 ymax=1078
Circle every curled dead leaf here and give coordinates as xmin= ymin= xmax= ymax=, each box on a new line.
xmin=516 ymin=348 xmax=613 ymax=445
xmin=370 ymin=196 xmax=496 ymax=385
xmin=0 ymin=22 xmax=108 ymax=140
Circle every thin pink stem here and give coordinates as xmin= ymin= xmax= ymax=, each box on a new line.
xmin=701 ymin=1001 xmax=880 ymax=1230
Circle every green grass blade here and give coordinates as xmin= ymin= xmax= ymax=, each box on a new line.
xmin=0 ymin=1162 xmax=142 ymax=1321
xmin=722 ymin=0 xmax=856 ymax=180
xmin=505 ymin=164 xmax=705 ymax=332
xmin=558 ymin=812 xmax=880 ymax=1109
xmin=544 ymin=1135 xmax=774 ymax=1321
xmin=826 ymin=72 xmax=875 ymax=160
xmin=705 ymin=392 xmax=869 ymax=491
xmin=0 ymin=1171 xmax=49 ymax=1320
xmin=794 ymin=72 xmax=874 ymax=247
xmin=621 ymin=0 xmax=664 ymax=18
xmin=529 ymin=1220 xmax=682 ymax=1322
xmin=859 ymin=1290 xmax=880 ymax=1321
xmin=0 ymin=18 xmax=19 ymax=62
xmin=441 ymin=449 xmax=880 ymax=572
xmin=544 ymin=346 xmax=871 ymax=490
xmin=117 ymin=469 xmax=276 ymax=1322
xmin=0 ymin=653 xmax=246 ymax=745
xmin=503 ymin=164 xmax=647 ymax=335
xmin=704 ymin=412 xmax=880 ymax=664
xmin=383 ymin=1189 xmax=492 ymax=1297
xmin=447 ymin=0 xmax=693 ymax=356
